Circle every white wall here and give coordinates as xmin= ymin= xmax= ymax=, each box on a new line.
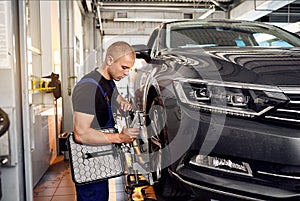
xmin=74 ymin=3 xmax=84 ymax=80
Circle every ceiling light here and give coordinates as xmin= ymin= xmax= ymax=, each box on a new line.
xmin=198 ymin=5 xmax=215 ymax=19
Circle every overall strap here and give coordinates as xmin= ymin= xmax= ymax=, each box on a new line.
xmin=77 ymin=77 xmax=114 ymax=127
xmin=78 ymin=78 xmax=107 ymax=97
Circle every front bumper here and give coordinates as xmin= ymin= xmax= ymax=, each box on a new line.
xmin=171 ymin=164 xmax=300 ymax=200
xmin=165 ymin=107 xmax=300 ymax=200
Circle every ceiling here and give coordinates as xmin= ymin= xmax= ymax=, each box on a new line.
xmin=258 ymin=0 xmax=300 ymax=23
xmin=85 ymin=0 xmax=300 ymax=28
xmin=91 ymin=0 xmax=241 ymax=12
xmin=88 ymin=0 xmax=300 ymax=22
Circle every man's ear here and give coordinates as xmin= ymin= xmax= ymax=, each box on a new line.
xmin=107 ymin=55 xmax=113 ymax=65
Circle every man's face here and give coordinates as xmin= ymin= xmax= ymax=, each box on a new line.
xmin=109 ymin=54 xmax=135 ymax=81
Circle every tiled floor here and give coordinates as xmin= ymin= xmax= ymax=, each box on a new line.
xmin=33 ymin=155 xmax=129 ymax=201
xmin=33 ymin=156 xmax=199 ymax=201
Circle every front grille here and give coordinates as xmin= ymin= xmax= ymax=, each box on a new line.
xmin=265 ymin=87 xmax=300 ymax=124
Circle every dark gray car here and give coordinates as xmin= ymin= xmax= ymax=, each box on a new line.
xmin=129 ymin=19 xmax=300 ymax=200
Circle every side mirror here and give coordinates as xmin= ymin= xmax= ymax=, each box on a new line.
xmin=132 ymin=44 xmax=151 ymax=63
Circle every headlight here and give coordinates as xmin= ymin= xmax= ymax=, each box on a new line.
xmin=173 ymin=79 xmax=289 ymax=118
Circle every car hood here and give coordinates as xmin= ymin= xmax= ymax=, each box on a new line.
xmin=164 ymin=47 xmax=300 ymax=86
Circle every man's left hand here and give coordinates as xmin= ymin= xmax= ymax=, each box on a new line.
xmin=119 ymin=100 xmax=132 ymax=111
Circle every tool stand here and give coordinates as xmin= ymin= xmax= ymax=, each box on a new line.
xmin=115 ymin=111 xmax=157 ymax=201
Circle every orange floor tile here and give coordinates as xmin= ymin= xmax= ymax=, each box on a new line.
xmin=33 ymin=155 xmax=129 ymax=201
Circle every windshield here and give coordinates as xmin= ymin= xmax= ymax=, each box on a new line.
xmin=166 ymin=21 xmax=300 ymax=48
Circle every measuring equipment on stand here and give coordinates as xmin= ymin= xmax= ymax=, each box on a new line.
xmin=67 ymin=109 xmax=157 ymax=200
xmin=115 ymin=110 xmax=157 ymax=201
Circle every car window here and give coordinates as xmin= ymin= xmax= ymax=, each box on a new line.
xmin=166 ymin=22 xmax=300 ymax=48
xmin=147 ymin=28 xmax=159 ymax=49
xmin=253 ymin=33 xmax=294 ymax=47
xmin=145 ymin=28 xmax=160 ymax=58
xmin=150 ymin=36 xmax=159 ymax=58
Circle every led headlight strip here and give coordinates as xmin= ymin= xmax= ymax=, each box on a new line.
xmin=173 ymin=78 xmax=289 ymax=118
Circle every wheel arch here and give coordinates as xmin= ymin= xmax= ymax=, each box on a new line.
xmin=143 ymin=76 xmax=162 ymax=113
xmin=146 ymin=86 xmax=159 ymax=113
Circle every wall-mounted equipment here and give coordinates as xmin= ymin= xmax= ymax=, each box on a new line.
xmin=0 ymin=107 xmax=10 ymax=199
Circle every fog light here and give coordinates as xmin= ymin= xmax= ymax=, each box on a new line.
xmin=190 ymin=155 xmax=253 ymax=177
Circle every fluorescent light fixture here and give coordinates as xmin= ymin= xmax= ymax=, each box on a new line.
xmin=209 ymin=0 xmax=220 ymax=7
xmin=198 ymin=5 xmax=215 ymax=19
xmin=113 ymin=18 xmax=179 ymax=22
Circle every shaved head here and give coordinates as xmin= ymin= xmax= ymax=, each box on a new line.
xmin=105 ymin=41 xmax=135 ymax=62
xmin=99 ymin=41 xmax=136 ymax=81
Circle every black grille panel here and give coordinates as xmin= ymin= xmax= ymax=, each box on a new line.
xmin=287 ymin=93 xmax=300 ymax=102
xmin=266 ymin=88 xmax=300 ymax=124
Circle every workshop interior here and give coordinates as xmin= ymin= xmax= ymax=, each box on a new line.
xmin=0 ymin=0 xmax=300 ymax=201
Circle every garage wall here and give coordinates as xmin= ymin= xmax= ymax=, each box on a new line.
xmin=102 ymin=35 xmax=149 ymax=55
xmin=74 ymin=2 xmax=85 ymax=81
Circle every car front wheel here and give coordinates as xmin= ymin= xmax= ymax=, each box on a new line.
xmin=147 ymin=96 xmax=189 ymax=198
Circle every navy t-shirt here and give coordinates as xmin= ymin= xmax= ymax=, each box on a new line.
xmin=72 ymin=69 xmax=117 ymax=129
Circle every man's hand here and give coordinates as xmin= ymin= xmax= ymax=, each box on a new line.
xmin=119 ymin=99 xmax=132 ymax=111
xmin=117 ymin=94 xmax=132 ymax=112
xmin=119 ymin=127 xmax=139 ymax=143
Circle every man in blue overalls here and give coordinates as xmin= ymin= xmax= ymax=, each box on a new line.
xmin=72 ymin=41 xmax=140 ymax=201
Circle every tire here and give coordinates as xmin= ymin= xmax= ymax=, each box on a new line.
xmin=146 ymin=97 xmax=165 ymax=182
xmin=147 ymin=97 xmax=190 ymax=198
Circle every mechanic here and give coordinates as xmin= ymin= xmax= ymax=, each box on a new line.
xmin=72 ymin=41 xmax=140 ymax=201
